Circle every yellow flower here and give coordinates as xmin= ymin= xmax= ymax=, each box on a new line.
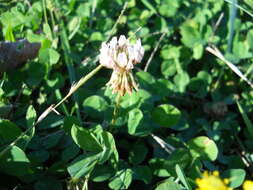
xmin=196 ymin=171 xmax=232 ymax=190
xmin=243 ymin=180 xmax=253 ymax=190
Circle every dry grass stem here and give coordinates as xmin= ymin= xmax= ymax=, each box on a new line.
xmin=151 ymin=133 xmax=175 ymax=154
xmin=206 ymin=45 xmax=253 ymax=88
xmin=144 ymin=32 xmax=166 ymax=72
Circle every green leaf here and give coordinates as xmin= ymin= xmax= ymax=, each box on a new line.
xmin=26 ymin=105 xmax=37 ymax=127
xmin=128 ymin=108 xmax=143 ymax=135
xmin=193 ymin=43 xmax=204 ymax=60
xmin=0 ymin=146 xmax=31 ymax=176
xmin=129 ymin=143 xmax=148 ymax=165
xmin=26 ymin=61 xmax=47 ymax=87
xmin=43 ymin=23 xmax=53 ymax=40
xmin=28 ymin=150 xmax=50 ymax=163
xmin=67 ymin=153 xmax=99 ymax=181
xmin=155 ymin=178 xmax=182 ymax=190
xmin=71 ymin=125 xmax=102 ymax=152
xmin=247 ymin=29 xmax=253 ymax=49
xmin=109 ymin=169 xmax=133 ymax=190
xmin=61 ymin=142 xmax=80 ymax=162
xmin=222 ymin=169 xmax=246 ymax=188
xmin=63 ymin=116 xmax=81 ymax=135
xmin=158 ymin=0 xmax=179 ymax=17
xmin=83 ymin=95 xmax=109 ymax=119
xmin=34 ymin=177 xmax=62 ymax=190
xmin=133 ymin=165 xmax=152 ymax=184
xmin=173 ymin=72 xmax=190 ymax=93
xmin=0 ymin=103 xmax=12 ymax=118
xmin=0 ymin=119 xmax=22 ymax=143
xmin=42 ymin=131 xmax=63 ymax=149
xmin=187 ymin=136 xmax=218 ymax=161
xmin=149 ymin=148 xmax=191 ymax=177
xmin=175 ymin=164 xmax=192 ymax=190
xmin=39 ymin=48 xmax=60 ymax=65
xmin=152 ymin=104 xmax=181 ymax=127
xmin=98 ymin=131 xmax=118 ymax=164
xmin=161 ymin=46 xmax=180 ymax=60
xmin=77 ymin=3 xmax=90 ymax=17
xmin=90 ymin=32 xmax=104 ymax=41
xmin=161 ymin=60 xmax=177 ymax=78
xmin=180 ymin=20 xmax=202 ymax=48
xmin=136 ymin=71 xmax=156 ymax=90
xmin=91 ymin=165 xmax=114 ymax=182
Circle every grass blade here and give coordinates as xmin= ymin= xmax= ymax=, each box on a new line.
xmin=227 ymin=0 xmax=237 ymax=53
xmin=236 ymin=100 xmax=253 ymax=138
xmin=224 ymin=0 xmax=253 ymax=18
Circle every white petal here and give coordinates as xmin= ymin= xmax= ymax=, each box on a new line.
xmin=117 ymin=52 xmax=128 ymax=68
xmin=109 ymin=37 xmax=117 ymax=48
xmin=99 ymin=51 xmax=115 ymax=69
xmin=126 ymin=60 xmax=134 ymax=70
xmin=135 ymin=39 xmax=142 ymax=49
xmin=118 ymin=35 xmax=127 ymax=47
xmin=127 ymin=46 xmax=135 ymax=60
xmin=101 ymin=42 xmax=108 ymax=50
xmin=133 ymin=39 xmax=144 ymax=63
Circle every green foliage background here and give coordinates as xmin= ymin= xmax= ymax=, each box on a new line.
xmin=1 ymin=0 xmax=253 ymax=189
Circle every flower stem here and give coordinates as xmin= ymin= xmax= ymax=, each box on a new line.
xmin=110 ymin=93 xmax=121 ymax=130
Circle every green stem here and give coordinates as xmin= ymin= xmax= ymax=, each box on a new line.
xmin=110 ymin=93 xmax=121 ymax=131
xmin=42 ymin=0 xmax=48 ymax=24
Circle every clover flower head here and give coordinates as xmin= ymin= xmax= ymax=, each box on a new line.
xmin=99 ymin=35 xmax=144 ymax=71
xmin=99 ymin=35 xmax=144 ymax=96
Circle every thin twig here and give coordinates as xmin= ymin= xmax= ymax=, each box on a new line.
xmin=145 ymin=31 xmax=166 ymax=38
xmin=144 ymin=32 xmax=166 ymax=72
xmin=213 ymin=13 xmax=224 ymax=33
xmin=107 ymin=2 xmax=128 ymax=41
xmin=53 ymin=64 xmax=103 ymax=109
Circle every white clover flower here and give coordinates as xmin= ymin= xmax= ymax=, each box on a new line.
xmin=99 ymin=35 xmax=144 ymax=96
